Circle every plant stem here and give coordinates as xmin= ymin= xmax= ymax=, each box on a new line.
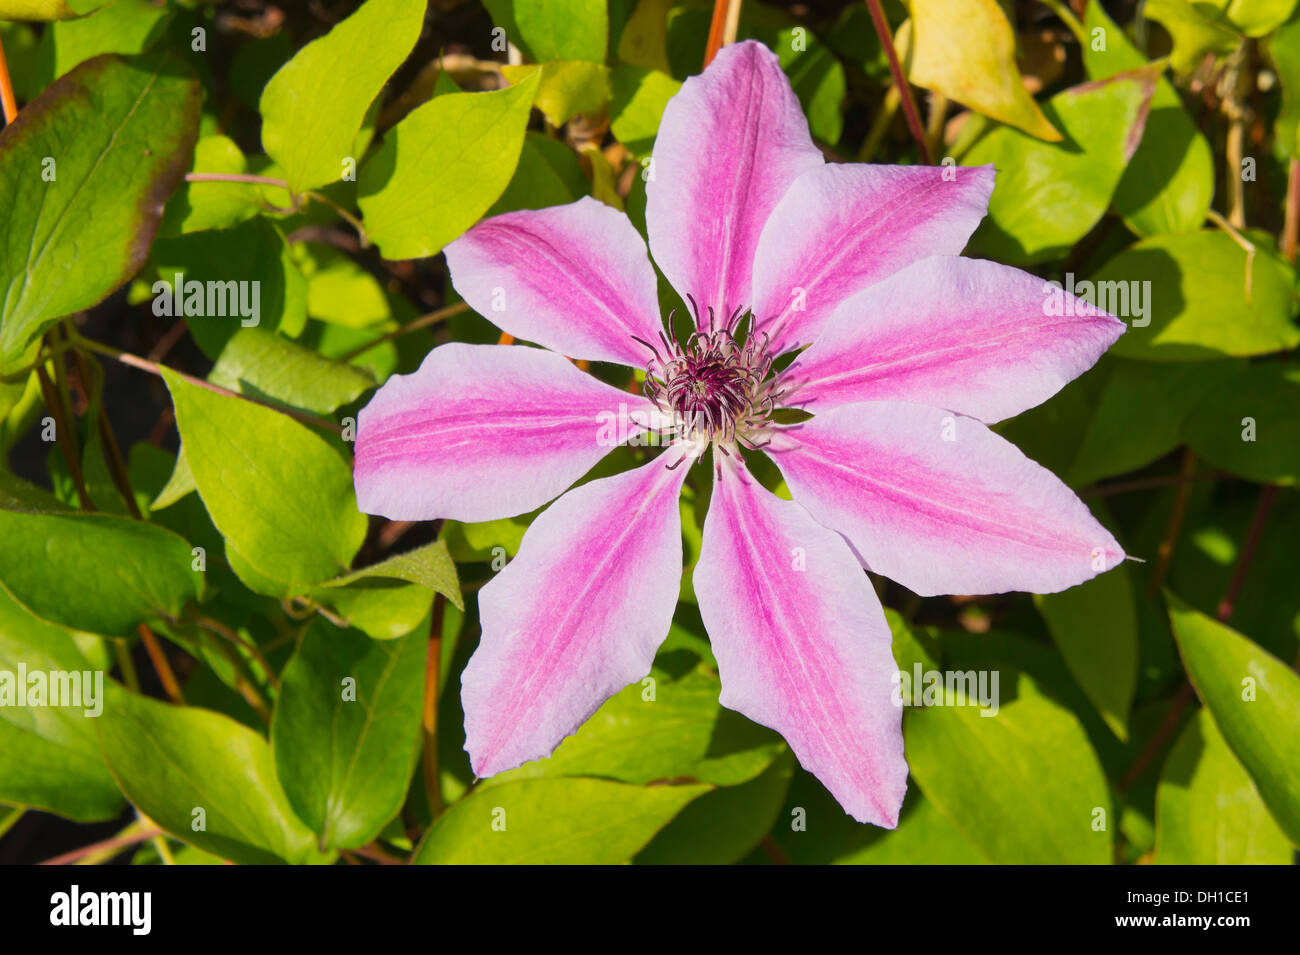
xmin=1282 ymin=158 xmax=1299 ymax=264
xmin=113 ymin=638 xmax=141 ymax=693
xmin=702 ymin=0 xmax=731 ymax=67
xmin=304 ymin=190 xmax=368 ymax=247
xmin=1145 ymin=447 xmax=1198 ymax=599
xmin=422 ymin=596 xmax=446 ymax=820
xmin=33 ymin=356 xmax=93 ymax=511
xmin=337 ymin=302 xmax=470 ymax=362
xmin=864 ymin=0 xmax=930 ymax=163
xmin=198 ymin=616 xmax=281 ymax=691
xmin=70 ymin=332 xmax=343 ymax=435
xmin=0 ymin=32 xmax=17 ymax=125
xmin=138 ymin=623 xmax=186 ymax=705
xmin=1082 ymin=468 xmax=1229 ymax=498
xmin=39 ymin=824 xmax=161 ymax=866
xmin=1119 ymin=483 xmax=1278 ymax=791
xmin=184 ymin=172 xmax=292 ymax=189
xmin=1206 ymin=208 xmax=1255 ymax=304
xmin=1039 ymin=0 xmax=1088 ymax=46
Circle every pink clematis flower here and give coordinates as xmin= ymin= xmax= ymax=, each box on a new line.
xmin=353 ymin=40 xmax=1127 ymax=827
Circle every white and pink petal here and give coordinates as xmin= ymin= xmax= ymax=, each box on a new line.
xmin=444 ymin=197 xmax=664 ymax=367
xmin=462 ymin=455 xmax=688 ymax=777
xmin=355 ymin=343 xmax=658 ymax=522
xmin=779 ymin=256 xmax=1125 ymax=423
xmin=752 ymin=164 xmax=995 ymax=354
xmin=646 ymin=40 xmax=823 ymax=324
xmin=694 ymin=455 xmax=907 ymax=827
xmin=769 ymin=402 xmax=1125 ymax=597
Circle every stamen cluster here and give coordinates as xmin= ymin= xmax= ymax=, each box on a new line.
xmin=636 ymin=297 xmax=781 ymax=451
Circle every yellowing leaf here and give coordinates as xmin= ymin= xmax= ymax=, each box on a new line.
xmin=501 ymin=60 xmax=610 ymax=126
xmin=899 ymin=0 xmax=1060 ymax=142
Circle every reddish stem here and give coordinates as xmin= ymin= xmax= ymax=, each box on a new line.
xmin=863 ymin=0 xmax=931 ymax=163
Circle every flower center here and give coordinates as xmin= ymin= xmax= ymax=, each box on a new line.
xmin=635 ymin=297 xmax=779 ymax=451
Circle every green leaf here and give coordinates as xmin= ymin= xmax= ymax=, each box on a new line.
xmin=412 ymin=777 xmax=708 ymax=864
xmin=964 ymin=67 xmax=1158 ymax=265
xmin=1145 ymin=0 xmax=1240 ymax=73
xmin=0 ymin=587 xmax=124 ymax=822
xmin=635 ymin=750 xmax=795 ymax=864
xmin=271 ymin=620 xmax=425 ymax=849
xmin=1068 ymin=359 xmax=1247 ymax=487
xmin=207 ymin=326 xmax=376 ymax=416
xmin=151 ymin=445 xmax=195 ymax=510
xmin=905 ymin=639 xmax=1112 ymax=863
xmin=301 ymin=249 xmax=390 ymax=329
xmin=773 ymin=26 xmax=846 ymax=146
xmin=316 ymin=540 xmax=462 ymax=609
xmin=98 ymin=691 xmax=332 ymax=864
xmin=617 ymin=0 xmax=672 ymax=71
xmin=1097 ymin=232 xmax=1299 ymax=361
xmin=487 ymin=130 xmax=590 ymax=215
xmin=1082 ymin=2 xmax=1214 ymax=237
xmin=0 ymin=52 xmax=199 ymax=365
xmin=489 ymin=668 xmax=784 ymax=788
xmin=837 ymin=792 xmax=990 ymax=864
xmin=258 ymin=0 xmax=425 ymax=194
xmin=483 ymin=0 xmax=608 ymax=63
xmin=309 ymin=540 xmax=462 ymax=640
xmin=0 ymin=1 xmax=104 ymax=23
xmin=609 ymin=65 xmax=680 ymax=157
xmin=1222 ymin=0 xmax=1299 ymax=35
xmin=150 ymin=216 xmax=307 ymax=357
xmin=0 ymin=508 xmax=201 ymax=636
xmin=900 ymin=0 xmax=1060 ymax=141
xmin=1270 ymin=9 xmax=1300 ymax=157
xmin=501 ymin=60 xmax=610 ymax=126
xmin=1153 ymin=708 xmax=1291 ymax=863
xmin=159 ymin=135 xmax=260 ymax=236
xmin=1036 ymin=567 xmax=1139 ymax=741
xmin=38 ymin=0 xmax=171 ymax=86
xmin=1182 ymin=361 xmax=1300 ymax=484
xmin=161 ymin=368 xmax=367 ymax=588
xmin=358 ymin=73 xmax=539 ymax=260
xmin=1167 ymin=595 xmax=1300 ymax=845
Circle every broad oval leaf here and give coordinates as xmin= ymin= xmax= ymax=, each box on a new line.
xmin=271 ymin=620 xmax=426 ymax=849
xmin=0 ymin=52 xmax=199 ymax=366
xmin=905 ymin=638 xmax=1112 ymax=864
xmin=900 ymin=0 xmax=1059 ymax=141
xmin=258 ymin=0 xmax=426 ymax=194
xmin=1082 ymin=2 xmax=1214 ymax=237
xmin=1153 ymin=708 xmax=1291 ymax=863
xmin=160 ymin=368 xmax=367 ymax=589
xmin=964 ymin=67 xmax=1158 ymax=264
xmin=357 ymin=72 xmax=539 ymax=260
xmin=98 ymin=690 xmax=332 ymax=864
xmin=1168 ymin=595 xmax=1300 ymax=846
xmin=1097 ymin=232 xmax=1299 ymax=361
xmin=412 ymin=777 xmax=708 ymax=864
xmin=0 ymin=508 xmax=201 ymax=636
xmin=0 ymin=587 xmax=124 ymax=822
xmin=1183 ymin=361 xmax=1300 ymax=485
xmin=1036 ymin=564 xmax=1139 ymax=742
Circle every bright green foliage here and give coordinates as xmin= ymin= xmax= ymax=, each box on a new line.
xmin=0 ymin=0 xmax=1296 ymax=870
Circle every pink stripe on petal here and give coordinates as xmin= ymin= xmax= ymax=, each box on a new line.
xmin=694 ymin=457 xmax=907 ymax=827
xmin=779 ymin=256 xmax=1125 ymax=423
xmin=355 ymin=343 xmax=660 ymax=522
xmin=769 ymin=402 xmax=1125 ymax=597
xmin=646 ymin=40 xmax=823 ymax=323
xmin=443 ymin=197 xmax=664 ymax=367
xmin=463 ymin=455 xmax=688 ymax=777
xmin=753 ymin=164 xmax=995 ymax=354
